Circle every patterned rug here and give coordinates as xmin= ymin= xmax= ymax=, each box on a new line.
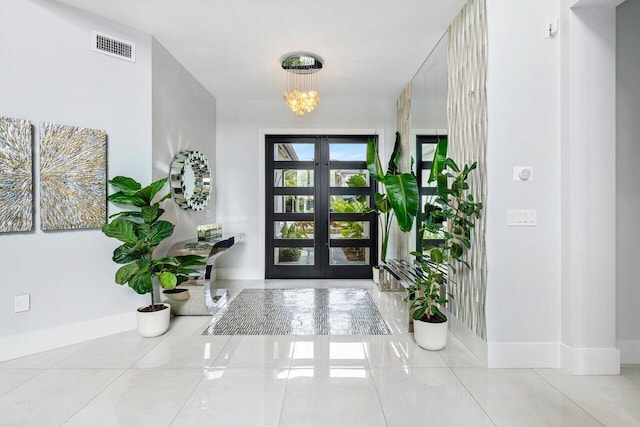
xmin=203 ymin=288 xmax=391 ymax=336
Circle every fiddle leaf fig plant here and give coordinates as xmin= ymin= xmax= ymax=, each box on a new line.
xmin=406 ymin=137 xmax=483 ymax=322
xmin=366 ymin=132 xmax=419 ymax=262
xmin=102 ymin=176 xmax=205 ymax=311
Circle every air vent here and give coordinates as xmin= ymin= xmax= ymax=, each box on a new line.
xmin=92 ymin=31 xmax=135 ymax=62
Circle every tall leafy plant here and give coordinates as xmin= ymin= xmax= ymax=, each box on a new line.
xmin=102 ymin=176 xmax=204 ymax=311
xmin=407 ymin=137 xmax=483 ymax=322
xmin=366 ymin=132 xmax=419 ymax=262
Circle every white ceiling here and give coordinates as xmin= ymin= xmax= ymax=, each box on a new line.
xmin=56 ymin=0 xmax=466 ymax=102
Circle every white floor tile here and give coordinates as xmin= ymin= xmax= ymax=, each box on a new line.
xmin=291 ymin=335 xmax=368 ymax=369
xmin=0 ymin=342 xmax=86 ymax=369
xmin=171 ymin=368 xmax=287 ymax=427
xmin=135 ymin=335 xmax=230 ymax=369
xmin=536 ymin=368 xmax=640 ymax=426
xmin=62 ymin=368 xmax=204 ymax=427
xmin=362 ymin=334 xmax=448 ymax=368
xmin=279 ymin=368 xmax=387 ymax=427
xmin=212 ymin=335 xmax=294 ymax=368
xmin=621 ymin=364 xmax=640 ymax=385
xmin=52 ymin=330 xmax=163 ymax=369
xmin=0 ymin=369 xmax=43 ymax=398
xmin=371 ymin=366 xmax=494 ymax=427
xmin=0 ymin=368 xmax=123 ymax=426
xmin=436 ymin=334 xmax=484 ymax=367
xmin=454 ymin=368 xmax=602 ymax=427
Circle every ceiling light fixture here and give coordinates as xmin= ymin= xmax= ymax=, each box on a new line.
xmin=281 ymin=53 xmax=323 ymax=116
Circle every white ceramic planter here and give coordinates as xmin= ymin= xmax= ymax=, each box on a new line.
xmin=137 ymin=303 xmax=171 ymax=337
xmin=414 ymin=317 xmax=448 ymax=350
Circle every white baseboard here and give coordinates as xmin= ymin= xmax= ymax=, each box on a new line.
xmin=0 ymin=312 xmax=136 ymax=362
xmin=448 ymin=313 xmax=488 ymax=366
xmin=561 ymin=344 xmax=620 ymax=375
xmin=617 ymin=339 xmax=640 ymax=364
xmin=488 ymin=342 xmax=560 ymax=368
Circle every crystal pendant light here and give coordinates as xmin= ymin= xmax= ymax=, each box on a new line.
xmin=281 ymin=54 xmax=323 ymax=116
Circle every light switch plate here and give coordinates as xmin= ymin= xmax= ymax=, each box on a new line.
xmin=508 ymin=209 xmax=537 ymax=226
xmin=14 ymin=294 xmax=30 ymax=313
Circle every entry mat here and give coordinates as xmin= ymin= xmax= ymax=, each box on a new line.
xmin=203 ymin=288 xmax=391 ymax=336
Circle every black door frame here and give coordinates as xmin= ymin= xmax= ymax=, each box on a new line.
xmin=265 ymin=134 xmax=378 ymax=279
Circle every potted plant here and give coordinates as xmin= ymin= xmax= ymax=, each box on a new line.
xmin=406 ymin=137 xmax=483 ymax=350
xmin=366 ymin=132 xmax=419 ymax=284
xmin=102 ymin=176 xmax=205 ymax=337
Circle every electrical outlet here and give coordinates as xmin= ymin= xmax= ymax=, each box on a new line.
xmin=14 ymin=294 xmax=30 ymax=313
xmin=205 ymin=209 xmax=212 ymax=218
xmin=508 ymin=209 xmax=537 ymax=227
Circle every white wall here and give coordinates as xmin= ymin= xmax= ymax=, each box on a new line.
xmin=616 ymin=0 xmax=640 ymax=363
xmin=485 ymin=0 xmax=562 ymax=367
xmin=151 ymin=38 xmax=217 ymax=256
xmin=215 ymin=99 xmax=396 ymax=279
xmin=560 ymin=0 xmax=619 ymax=374
xmin=0 ymin=0 xmax=152 ymax=360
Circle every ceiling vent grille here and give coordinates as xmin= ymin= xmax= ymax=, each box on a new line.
xmin=92 ymin=31 xmax=135 ymax=62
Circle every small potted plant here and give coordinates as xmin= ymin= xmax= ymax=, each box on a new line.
xmin=366 ymin=132 xmax=419 ymax=285
xmin=102 ymin=176 xmax=205 ymax=337
xmin=407 ymin=137 xmax=483 ymax=350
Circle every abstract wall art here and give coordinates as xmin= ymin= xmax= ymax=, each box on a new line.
xmin=0 ymin=116 xmax=33 ymax=233
xmin=39 ymin=122 xmax=107 ymax=231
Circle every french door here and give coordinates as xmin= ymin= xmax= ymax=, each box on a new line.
xmin=266 ymin=135 xmax=378 ymax=279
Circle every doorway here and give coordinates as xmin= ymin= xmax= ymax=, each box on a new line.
xmin=265 ymin=135 xmax=378 ymax=279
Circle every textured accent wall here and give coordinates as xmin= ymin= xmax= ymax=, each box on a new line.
xmin=447 ymin=0 xmax=488 ymax=340
xmin=396 ymin=84 xmax=411 ymax=261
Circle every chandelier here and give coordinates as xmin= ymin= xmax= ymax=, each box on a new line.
xmin=281 ymin=54 xmax=323 ymax=116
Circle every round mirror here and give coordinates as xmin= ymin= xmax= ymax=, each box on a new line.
xmin=169 ymin=150 xmax=211 ymax=211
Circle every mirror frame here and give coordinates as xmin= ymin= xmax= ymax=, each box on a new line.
xmin=169 ymin=150 xmax=212 ymax=211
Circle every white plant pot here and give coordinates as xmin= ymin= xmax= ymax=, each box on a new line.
xmin=137 ymin=303 xmax=171 ymax=337
xmin=372 ymin=266 xmax=380 ymax=285
xmin=414 ymin=317 xmax=448 ymax=350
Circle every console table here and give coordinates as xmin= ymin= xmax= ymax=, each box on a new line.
xmin=159 ymin=233 xmax=242 ymax=315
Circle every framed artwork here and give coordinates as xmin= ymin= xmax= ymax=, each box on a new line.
xmin=0 ymin=116 xmax=33 ymax=233
xmin=40 ymin=122 xmax=107 ymax=231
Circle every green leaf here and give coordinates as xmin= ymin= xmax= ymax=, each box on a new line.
xmin=384 ymin=173 xmax=419 ymax=232
xmin=436 ymin=174 xmax=449 ymax=199
xmin=430 ymin=248 xmax=444 ymax=264
xmin=129 ymin=271 xmax=153 ymax=295
xmin=109 ymin=176 xmax=141 ymax=194
xmin=366 ymin=137 xmax=385 ymax=183
xmin=108 ymin=192 xmax=147 ymax=207
xmin=157 ymin=272 xmax=177 ymax=290
xmin=387 ymin=132 xmax=401 ymax=175
xmin=141 ymin=204 xmax=160 ymax=223
xmin=149 ymin=220 xmax=174 ymax=245
xmin=175 ymin=254 xmax=206 ymax=267
xmin=444 ymin=158 xmax=460 ymax=173
xmin=102 ymin=219 xmax=137 ymax=244
xmin=428 ymin=137 xmax=448 ymax=183
xmin=115 ymin=263 xmax=138 ymax=285
xmin=374 ymin=193 xmax=391 ymax=214
xmin=135 ymin=178 xmax=168 ymax=205
xmin=108 ymin=210 xmax=142 ymax=220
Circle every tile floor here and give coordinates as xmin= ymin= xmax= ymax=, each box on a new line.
xmin=1 ymin=279 xmax=640 ymax=427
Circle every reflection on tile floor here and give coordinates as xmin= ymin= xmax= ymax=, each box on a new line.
xmin=0 ymin=279 xmax=638 ymax=427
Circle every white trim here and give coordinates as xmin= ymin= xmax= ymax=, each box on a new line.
xmin=258 ymin=128 xmax=386 ymax=279
xmin=618 ymin=340 xmax=640 ymax=364
xmin=488 ymin=342 xmax=560 ymax=368
xmin=561 ymin=344 xmax=621 ymax=375
xmin=0 ymin=312 xmax=136 ymax=362
xmin=448 ymin=312 xmax=488 ymax=366
xmin=571 ymin=0 xmax=626 ymax=8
